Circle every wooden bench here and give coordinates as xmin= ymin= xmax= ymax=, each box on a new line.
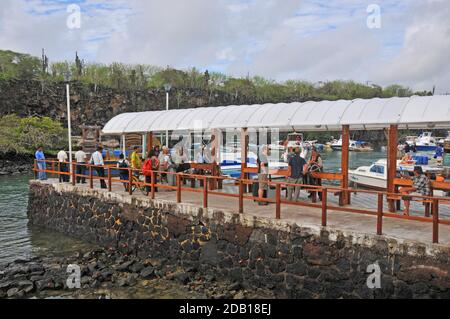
xmin=391 ymin=178 xmax=450 ymax=216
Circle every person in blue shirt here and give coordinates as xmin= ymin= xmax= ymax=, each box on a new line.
xmin=434 ymin=145 xmax=444 ymax=159
xmin=35 ymin=146 xmax=47 ymax=180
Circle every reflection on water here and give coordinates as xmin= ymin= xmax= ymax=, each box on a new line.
xmin=321 ymin=149 xmax=387 ymax=172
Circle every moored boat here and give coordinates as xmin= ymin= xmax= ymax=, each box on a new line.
xmin=349 ymin=158 xmax=443 ymax=190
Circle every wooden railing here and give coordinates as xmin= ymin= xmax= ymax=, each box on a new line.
xmin=33 ymin=159 xmax=450 ymax=244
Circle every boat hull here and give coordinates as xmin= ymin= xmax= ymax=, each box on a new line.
xmin=349 ymin=172 xmax=386 ymax=190
xmin=415 ymin=145 xmax=437 ymax=152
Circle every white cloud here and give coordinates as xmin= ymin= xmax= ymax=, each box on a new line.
xmin=0 ymin=0 xmax=449 ymax=93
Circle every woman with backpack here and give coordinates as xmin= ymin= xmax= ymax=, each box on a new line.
xmin=143 ymin=150 xmax=160 ymax=194
xmin=117 ymin=154 xmax=130 ymax=191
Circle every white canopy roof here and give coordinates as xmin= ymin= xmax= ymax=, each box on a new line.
xmin=102 ymin=95 xmax=450 ymax=134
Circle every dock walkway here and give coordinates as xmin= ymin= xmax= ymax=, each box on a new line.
xmin=40 ymin=178 xmax=450 ymax=246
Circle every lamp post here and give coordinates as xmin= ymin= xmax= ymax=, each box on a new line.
xmin=164 ymin=83 xmax=172 ymax=147
xmin=64 ymin=71 xmax=73 ymax=180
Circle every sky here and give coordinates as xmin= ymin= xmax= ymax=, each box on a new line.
xmin=0 ymin=0 xmax=449 ymax=93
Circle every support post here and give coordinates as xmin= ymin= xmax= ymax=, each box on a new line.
xmin=322 ymin=188 xmax=328 ymax=226
xmin=89 ymin=166 xmax=93 ymax=189
xmin=176 ymin=174 xmax=181 ymax=203
xmin=128 ymin=168 xmax=133 ymax=195
xmin=238 ymin=179 xmax=244 ymax=214
xmin=108 ymin=167 xmax=112 ymax=192
xmin=377 ymin=193 xmax=383 ymax=235
xmin=203 ymin=176 xmax=208 ymax=208
xmin=151 ymin=172 xmax=156 ymax=199
xmin=276 ymin=183 xmax=281 ymax=219
xmin=72 ymin=163 xmax=76 ymax=186
xmin=387 ymin=125 xmax=398 ymax=212
xmin=122 ymin=135 xmax=126 ymax=158
xmin=240 ymin=128 xmax=248 ymax=191
xmin=341 ymin=125 xmax=350 ymax=205
xmin=433 ymin=199 xmax=439 ymax=244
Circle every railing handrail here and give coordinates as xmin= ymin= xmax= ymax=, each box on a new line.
xmin=33 ymin=159 xmax=446 ymax=244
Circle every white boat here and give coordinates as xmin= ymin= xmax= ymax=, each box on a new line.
xmin=349 ymin=159 xmax=444 ymax=190
xmin=406 ymin=132 xmax=438 ymax=152
xmin=330 ymin=136 xmax=361 ymax=151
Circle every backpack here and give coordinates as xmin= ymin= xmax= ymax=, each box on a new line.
xmin=118 ymin=160 xmax=128 ymax=169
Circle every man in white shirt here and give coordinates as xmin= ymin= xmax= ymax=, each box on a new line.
xmin=90 ymin=146 xmax=107 ymax=189
xmin=57 ymin=150 xmax=69 ymax=183
xmin=75 ymin=148 xmax=87 ymax=184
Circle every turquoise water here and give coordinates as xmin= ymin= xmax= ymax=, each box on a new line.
xmin=0 ymin=174 xmax=96 ymax=265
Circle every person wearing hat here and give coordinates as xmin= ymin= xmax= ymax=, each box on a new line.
xmin=400 ymin=166 xmax=431 ymax=216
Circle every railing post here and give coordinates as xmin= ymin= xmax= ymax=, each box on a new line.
xmin=321 ymin=188 xmax=327 ymax=227
xmin=176 ymin=174 xmax=181 ymax=203
xmin=89 ymin=166 xmax=93 ymax=189
xmin=433 ymin=199 xmax=439 ymax=244
xmin=151 ymin=171 xmax=156 ymax=199
xmin=377 ymin=193 xmax=383 ymax=235
xmin=275 ymin=183 xmax=281 ymax=219
xmin=128 ymin=168 xmax=133 ymax=195
xmin=34 ymin=160 xmax=38 ymax=180
xmin=238 ymin=179 xmax=244 ymax=214
xmin=72 ymin=163 xmax=76 ymax=186
xmin=108 ymin=167 xmax=112 ymax=192
xmin=203 ymin=176 xmax=208 ymax=208
xmin=52 ymin=161 xmax=56 ymax=179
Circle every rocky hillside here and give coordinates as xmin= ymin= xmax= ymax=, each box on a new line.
xmin=0 ymin=79 xmax=317 ymax=135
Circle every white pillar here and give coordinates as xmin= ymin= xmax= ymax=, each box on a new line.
xmin=166 ymin=92 xmax=169 ymax=147
xmin=66 ymin=83 xmax=73 ymax=178
xmin=122 ymin=135 xmax=126 ymax=157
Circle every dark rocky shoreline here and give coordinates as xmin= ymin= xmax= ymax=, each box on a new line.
xmin=0 ymin=152 xmax=33 ymax=176
xmin=0 ymin=247 xmax=273 ymax=299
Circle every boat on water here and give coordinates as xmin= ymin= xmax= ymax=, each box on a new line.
xmin=329 ymin=136 xmax=370 ymax=152
xmin=349 ymin=158 xmax=443 ymax=190
xmin=351 ymin=141 xmax=374 ymax=152
xmin=406 ymin=132 xmax=439 ymax=152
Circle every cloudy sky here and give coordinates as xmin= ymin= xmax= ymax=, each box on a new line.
xmin=0 ymin=0 xmax=449 ymax=92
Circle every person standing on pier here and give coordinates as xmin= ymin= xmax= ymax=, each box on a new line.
xmin=90 ymin=146 xmax=107 ymax=189
xmin=130 ymin=146 xmax=142 ymax=177
xmin=57 ymin=149 xmax=69 ymax=183
xmin=35 ymin=146 xmax=46 ymax=181
xmin=287 ymin=147 xmax=306 ymax=202
xmin=75 ymin=147 xmax=87 ymax=184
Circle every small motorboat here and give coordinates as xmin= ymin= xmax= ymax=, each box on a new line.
xmin=351 ymin=141 xmax=374 ymax=152
xmin=330 ymin=136 xmax=363 ymax=151
xmin=406 ymin=132 xmax=438 ymax=152
xmin=349 ymin=159 xmax=444 ymax=190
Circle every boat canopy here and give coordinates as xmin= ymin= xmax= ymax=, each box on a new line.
xmin=102 ymin=95 xmax=450 ymax=134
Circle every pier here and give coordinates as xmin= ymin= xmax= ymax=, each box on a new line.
xmin=28 ymin=95 xmax=450 ymax=298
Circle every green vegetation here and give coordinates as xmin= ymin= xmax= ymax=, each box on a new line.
xmin=0 ymin=115 xmax=68 ymax=154
xmin=0 ymin=49 xmax=432 ymax=100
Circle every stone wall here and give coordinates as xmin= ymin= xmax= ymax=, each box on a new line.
xmin=28 ymin=181 xmax=450 ymax=299
xmin=0 ymin=152 xmax=34 ymax=175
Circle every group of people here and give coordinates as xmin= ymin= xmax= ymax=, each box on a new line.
xmin=116 ymin=144 xmax=194 ymax=193
xmin=35 ymin=145 xmax=109 ymax=189
xmin=256 ymin=145 xmax=324 ymax=205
